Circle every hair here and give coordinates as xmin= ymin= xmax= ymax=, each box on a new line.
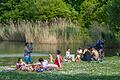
xmin=56 ymin=50 xmax=61 ymax=54
xmin=25 ymin=42 xmax=29 ymax=46
xmin=38 ymin=58 xmax=44 ymax=62
xmin=18 ymin=58 xmax=22 ymax=62
xmin=67 ymin=48 xmax=70 ymax=51
xmin=82 ymin=49 xmax=84 ymax=52
xmin=30 ymin=42 xmax=33 ymax=44
xmin=78 ymin=48 xmax=81 ymax=50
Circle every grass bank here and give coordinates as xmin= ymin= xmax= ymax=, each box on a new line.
xmin=0 ymin=56 xmax=120 ymax=80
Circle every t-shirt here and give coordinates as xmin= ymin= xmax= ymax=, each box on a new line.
xmin=66 ymin=51 xmax=70 ymax=58
xmin=36 ymin=60 xmax=48 ymax=68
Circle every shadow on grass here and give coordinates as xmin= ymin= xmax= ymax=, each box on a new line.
xmin=0 ymin=71 xmax=120 ymax=80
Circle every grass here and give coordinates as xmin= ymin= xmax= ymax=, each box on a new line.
xmin=0 ymin=56 xmax=120 ymax=80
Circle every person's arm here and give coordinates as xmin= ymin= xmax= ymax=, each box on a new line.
xmin=83 ymin=49 xmax=86 ymax=54
xmin=88 ymin=50 xmax=92 ymax=55
xmin=76 ymin=50 xmax=79 ymax=55
xmin=25 ymin=46 xmax=29 ymax=52
xmin=16 ymin=63 xmax=20 ymax=69
xmin=57 ymin=55 xmax=61 ymax=68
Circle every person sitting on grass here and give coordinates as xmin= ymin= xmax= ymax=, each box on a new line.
xmin=49 ymin=54 xmax=53 ymax=63
xmin=75 ymin=48 xmax=83 ymax=62
xmin=47 ymin=50 xmax=63 ymax=70
xmin=82 ymin=48 xmax=92 ymax=61
xmin=91 ymin=48 xmax=99 ymax=61
xmin=65 ymin=48 xmax=74 ymax=62
xmin=33 ymin=58 xmax=48 ymax=72
xmin=16 ymin=58 xmax=33 ymax=71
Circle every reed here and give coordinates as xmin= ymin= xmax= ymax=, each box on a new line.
xmin=0 ymin=18 xmax=91 ymax=44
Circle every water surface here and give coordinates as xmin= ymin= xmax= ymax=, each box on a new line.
xmin=0 ymin=41 xmax=119 ymax=66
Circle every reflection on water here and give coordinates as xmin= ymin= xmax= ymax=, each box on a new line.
xmin=0 ymin=41 xmax=119 ymax=66
xmin=0 ymin=41 xmax=85 ymax=54
xmin=0 ymin=41 xmax=24 ymax=54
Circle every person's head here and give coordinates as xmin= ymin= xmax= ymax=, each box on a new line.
xmin=67 ymin=48 xmax=70 ymax=52
xmin=82 ymin=49 xmax=84 ymax=52
xmin=92 ymin=48 xmax=95 ymax=50
xmin=18 ymin=58 xmax=23 ymax=63
xmin=25 ymin=42 xmax=29 ymax=46
xmin=78 ymin=48 xmax=81 ymax=50
xmin=38 ymin=58 xmax=44 ymax=63
xmin=30 ymin=42 xmax=33 ymax=45
xmin=49 ymin=54 xmax=52 ymax=57
xmin=55 ymin=50 xmax=61 ymax=55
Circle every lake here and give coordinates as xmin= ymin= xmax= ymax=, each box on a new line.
xmin=0 ymin=41 xmax=119 ymax=66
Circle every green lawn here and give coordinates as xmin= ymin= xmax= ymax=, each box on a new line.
xmin=0 ymin=56 xmax=120 ymax=80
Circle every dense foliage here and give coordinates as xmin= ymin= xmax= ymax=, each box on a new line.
xmin=0 ymin=0 xmax=77 ymax=21
xmin=0 ymin=0 xmax=120 ymax=43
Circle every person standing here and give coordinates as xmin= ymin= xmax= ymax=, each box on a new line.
xmin=28 ymin=42 xmax=33 ymax=63
xmin=24 ymin=42 xmax=30 ymax=64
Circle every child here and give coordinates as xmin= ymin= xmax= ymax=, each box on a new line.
xmin=16 ymin=58 xmax=26 ymax=70
xmin=34 ymin=58 xmax=48 ymax=72
xmin=16 ymin=58 xmax=33 ymax=71
xmin=49 ymin=54 xmax=53 ymax=63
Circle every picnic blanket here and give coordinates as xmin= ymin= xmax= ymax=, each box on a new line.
xmin=0 ymin=66 xmax=16 ymax=72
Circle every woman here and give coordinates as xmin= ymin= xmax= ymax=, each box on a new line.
xmin=24 ymin=42 xmax=30 ymax=64
xmin=65 ymin=48 xmax=75 ymax=61
xmin=47 ymin=50 xmax=62 ymax=70
xmin=28 ymin=42 xmax=33 ymax=63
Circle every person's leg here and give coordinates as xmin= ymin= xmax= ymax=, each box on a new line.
xmin=24 ymin=56 xmax=29 ymax=64
xmin=71 ymin=54 xmax=75 ymax=61
xmin=47 ymin=64 xmax=59 ymax=70
xmin=86 ymin=53 xmax=91 ymax=61
xmin=75 ymin=55 xmax=80 ymax=62
xmin=29 ymin=56 xmax=32 ymax=63
xmin=28 ymin=53 xmax=32 ymax=63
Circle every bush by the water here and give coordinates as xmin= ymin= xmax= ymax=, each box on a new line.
xmin=0 ymin=0 xmax=120 ymax=45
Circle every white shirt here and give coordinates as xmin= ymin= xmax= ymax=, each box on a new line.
xmin=78 ymin=49 xmax=82 ymax=54
xmin=66 ymin=51 xmax=70 ymax=58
